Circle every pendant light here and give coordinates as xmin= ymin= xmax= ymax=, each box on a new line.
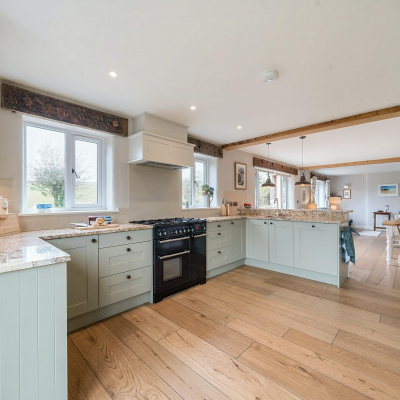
xmin=261 ymin=143 xmax=276 ymax=188
xmin=295 ymin=136 xmax=311 ymax=186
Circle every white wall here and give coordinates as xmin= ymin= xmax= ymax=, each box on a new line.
xmin=330 ymin=171 xmax=400 ymax=229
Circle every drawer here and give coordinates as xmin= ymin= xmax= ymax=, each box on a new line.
xmin=99 ymin=266 xmax=152 ymax=308
xmin=207 ymin=247 xmax=233 ymax=271
xmin=99 ymin=241 xmax=152 ymax=278
xmin=56 ymin=235 xmax=97 ymax=250
xmin=98 ymin=229 xmax=153 ymax=248
xmin=207 ymin=229 xmax=233 ymax=250
xmin=207 ymin=219 xmax=243 ymax=232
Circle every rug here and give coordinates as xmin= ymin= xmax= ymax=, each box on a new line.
xmin=357 ymin=230 xmax=382 ymax=237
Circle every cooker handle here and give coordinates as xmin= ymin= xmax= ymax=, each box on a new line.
xmin=158 ymin=236 xmax=191 ymax=243
xmin=158 ymin=250 xmax=190 ymax=260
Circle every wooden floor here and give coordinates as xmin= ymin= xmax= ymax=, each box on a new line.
xmin=68 ymin=240 xmax=400 ymax=400
xmin=351 ymin=231 xmax=400 ymax=290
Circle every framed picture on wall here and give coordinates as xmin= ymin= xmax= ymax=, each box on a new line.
xmin=234 ymin=162 xmax=247 ymax=190
xmin=378 ymin=184 xmax=398 ymax=196
xmin=343 ymin=189 xmax=351 ymax=199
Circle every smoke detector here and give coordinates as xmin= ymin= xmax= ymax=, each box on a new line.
xmin=262 ymin=70 xmax=279 ymax=82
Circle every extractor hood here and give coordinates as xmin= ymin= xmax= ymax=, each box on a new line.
xmin=128 ymin=131 xmax=195 ymax=169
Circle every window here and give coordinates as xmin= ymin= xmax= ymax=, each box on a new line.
xmin=182 ymin=158 xmax=210 ymax=207
xmin=255 ymin=169 xmax=288 ymax=209
xmin=24 ymin=123 xmax=103 ymax=211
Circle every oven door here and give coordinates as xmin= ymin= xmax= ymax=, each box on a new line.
xmin=154 ymin=247 xmax=190 ymax=294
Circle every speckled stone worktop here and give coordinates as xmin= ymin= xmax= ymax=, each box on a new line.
xmin=206 ymin=214 xmax=350 ymax=224
xmin=0 ymin=224 xmax=152 ymax=275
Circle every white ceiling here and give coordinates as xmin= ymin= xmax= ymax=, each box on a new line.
xmin=1 ymin=0 xmax=400 ymax=174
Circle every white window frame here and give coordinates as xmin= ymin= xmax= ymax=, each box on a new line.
xmin=23 ymin=120 xmax=105 ymax=212
xmin=182 ymin=157 xmax=210 ymax=208
xmin=255 ymin=168 xmax=289 ymax=209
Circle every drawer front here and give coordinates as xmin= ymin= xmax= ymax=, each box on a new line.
xmin=56 ymin=235 xmax=96 ymax=250
xmin=207 ymin=247 xmax=233 ymax=271
xmin=98 ymin=229 xmax=153 ymax=248
xmin=207 ymin=221 xmax=231 ymax=232
xmin=99 ymin=266 xmax=152 ymax=308
xmin=207 ymin=229 xmax=233 ymax=251
xmin=99 ymin=241 xmax=152 ymax=278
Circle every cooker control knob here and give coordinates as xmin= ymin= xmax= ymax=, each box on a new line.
xmin=163 ymin=231 xmax=167 ymax=236
xmin=157 ymin=231 xmax=162 ymax=236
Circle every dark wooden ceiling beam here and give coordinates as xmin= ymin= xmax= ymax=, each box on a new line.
xmin=253 ymin=157 xmax=298 ymax=175
xmin=222 ymin=105 xmax=400 ymax=150
xmin=303 ymin=157 xmax=400 ymax=170
xmin=1 ymin=83 xmax=128 ymax=136
xmin=187 ymin=136 xmax=223 ymax=158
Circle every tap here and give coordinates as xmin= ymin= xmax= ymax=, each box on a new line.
xmin=274 ymin=197 xmax=279 ymax=216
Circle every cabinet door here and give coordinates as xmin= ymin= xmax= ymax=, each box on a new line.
xmin=246 ymin=219 xmax=269 ymax=262
xmin=269 ymin=220 xmax=294 ymax=267
xmin=56 ymin=235 xmax=99 ymax=319
xmin=293 ymin=222 xmax=338 ymax=275
xmin=232 ymin=220 xmax=245 ymax=261
xmin=207 ymin=246 xmax=233 ymax=271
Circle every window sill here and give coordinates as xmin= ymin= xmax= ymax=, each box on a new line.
xmin=182 ymin=207 xmax=219 ymax=211
xmin=19 ymin=209 xmax=119 ymax=217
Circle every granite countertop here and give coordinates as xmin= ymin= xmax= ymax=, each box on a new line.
xmin=0 ymin=224 xmax=153 ymax=275
xmin=206 ymin=215 xmax=348 ymax=224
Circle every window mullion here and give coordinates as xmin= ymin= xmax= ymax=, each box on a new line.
xmin=64 ymin=132 xmax=74 ymax=209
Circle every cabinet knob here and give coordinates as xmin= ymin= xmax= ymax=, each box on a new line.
xmin=127 ymin=275 xmax=131 ymax=280
xmin=218 ymin=224 xmax=221 ymax=227
xmin=312 ymin=225 xmax=316 ymax=228
xmin=127 ymin=248 xmax=131 ymax=252
xmin=218 ymin=232 xmax=221 ymax=236
xmin=218 ymin=251 xmax=221 ymax=254
xmin=91 ymin=238 xmax=97 ymax=243
xmin=264 ymin=221 xmax=267 ymax=224
xmin=270 ymin=222 xmax=273 ymax=225
xmin=231 ymin=222 xmax=234 ymax=224
xmin=126 ymin=235 xmax=131 ymax=240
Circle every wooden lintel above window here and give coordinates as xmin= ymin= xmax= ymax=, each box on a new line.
xmin=253 ymin=157 xmax=298 ymax=175
xmin=222 ymin=105 xmax=400 ymax=150
xmin=187 ymin=136 xmax=223 ymax=158
xmin=310 ymin=172 xmax=329 ymax=181
xmin=1 ymin=83 xmax=128 ymax=136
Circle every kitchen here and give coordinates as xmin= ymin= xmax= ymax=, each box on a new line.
xmin=1 ymin=1 xmax=400 ymax=399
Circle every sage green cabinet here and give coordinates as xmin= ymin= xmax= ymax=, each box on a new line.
xmin=269 ymin=220 xmax=294 ymax=267
xmin=246 ymin=219 xmax=269 ymax=262
xmin=52 ymin=236 xmax=99 ymax=319
xmin=293 ymin=222 xmax=338 ymax=276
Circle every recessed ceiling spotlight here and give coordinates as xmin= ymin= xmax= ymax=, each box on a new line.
xmin=262 ymin=70 xmax=279 ymax=83
xmin=237 ymin=126 xmax=242 ymax=129
xmin=190 ymin=106 xmax=197 ymax=110
xmin=109 ymin=71 xmax=118 ymax=78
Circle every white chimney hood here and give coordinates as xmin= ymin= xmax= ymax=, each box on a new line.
xmin=128 ymin=131 xmax=195 ymax=169
xmin=128 ymin=112 xmax=195 ymax=169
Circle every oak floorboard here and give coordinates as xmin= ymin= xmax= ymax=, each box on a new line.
xmin=67 ymin=337 xmax=111 ymax=400
xmin=284 ymin=329 xmax=400 ymax=391
xmin=230 ymin=319 xmax=400 ymax=399
xmin=195 ymin=282 xmax=339 ymax=343
xmin=150 ymin=298 xmax=253 ymax=358
xmin=122 ymin=304 xmax=180 ymax=341
xmin=70 ymin=323 xmax=181 ymax=400
xmin=103 ymin=315 xmax=229 ymax=400
xmin=380 ymin=315 xmax=400 ymax=330
xmin=342 ymin=277 xmax=400 ymax=300
xmin=394 ymin=268 xmax=400 ymax=290
xmin=159 ymin=328 xmax=300 ymax=400
xmin=239 ymin=342 xmax=369 ymax=400
xmin=367 ymin=256 xmax=398 ymax=288
xmin=333 ymin=329 xmax=400 ymax=373
xmin=348 ymin=267 xmax=371 ymax=282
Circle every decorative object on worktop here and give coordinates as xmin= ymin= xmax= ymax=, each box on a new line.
xmin=36 ymin=203 xmax=52 ymax=213
xmin=0 ymin=196 xmax=8 ymax=214
xmin=295 ymin=136 xmax=311 ymax=186
xmin=343 ymin=189 xmax=351 ymax=199
xmin=379 ymin=184 xmax=398 ymax=196
xmin=220 ymin=198 xmax=226 ymax=216
xmin=244 ymin=203 xmax=252 ymax=209
xmin=325 ymin=179 xmax=331 ymax=209
xmin=310 ymin=176 xmax=317 ymax=205
xmin=1 ymin=83 xmax=128 ymax=136
xmin=235 ymin=162 xmax=247 ymax=190
xmin=201 ymin=184 xmax=214 ymax=208
xmin=89 ymin=215 xmax=114 ymax=225
xmin=301 ymin=188 xmax=307 ymax=205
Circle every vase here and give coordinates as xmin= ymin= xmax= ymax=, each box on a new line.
xmin=204 ymin=194 xmax=211 ymax=208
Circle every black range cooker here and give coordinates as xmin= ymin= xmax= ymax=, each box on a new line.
xmin=129 ymin=218 xmax=207 ymax=303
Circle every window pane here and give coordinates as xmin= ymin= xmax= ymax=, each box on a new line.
xmin=257 ymin=171 xmax=275 ymax=209
xmin=75 ymin=139 xmax=99 ymax=204
xmin=26 ymin=126 xmax=65 ymax=209
xmin=194 ymin=161 xmax=205 ymax=206
xmin=182 ymin=168 xmax=192 ymax=206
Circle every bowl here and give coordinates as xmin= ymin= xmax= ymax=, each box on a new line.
xmin=244 ymin=205 xmax=252 ymax=209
